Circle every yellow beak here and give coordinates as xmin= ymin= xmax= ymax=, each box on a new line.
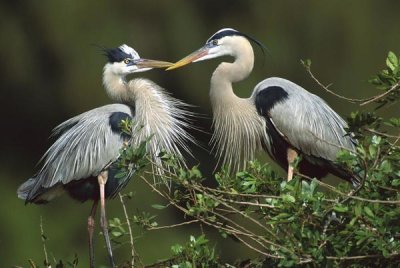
xmin=166 ymin=48 xmax=209 ymax=70
xmin=136 ymin=59 xmax=173 ymax=69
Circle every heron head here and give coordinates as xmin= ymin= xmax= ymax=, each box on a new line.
xmin=103 ymin=44 xmax=172 ymax=75
xmin=167 ymin=28 xmax=258 ymax=70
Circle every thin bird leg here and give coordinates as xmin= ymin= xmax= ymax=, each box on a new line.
xmin=98 ymin=171 xmax=116 ymax=267
xmin=88 ymin=199 xmax=98 ymax=268
xmin=287 ymin=148 xmax=298 ymax=181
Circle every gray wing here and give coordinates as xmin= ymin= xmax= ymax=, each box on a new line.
xmin=253 ymin=77 xmax=355 ymax=161
xmin=24 ymin=104 xmax=133 ymax=197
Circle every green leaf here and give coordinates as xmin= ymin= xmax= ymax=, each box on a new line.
xmin=334 ymin=204 xmax=349 ymax=213
xmin=349 ymin=217 xmax=358 ymax=226
xmin=282 ymin=194 xmax=296 ymax=203
xmin=114 ymin=171 xmax=127 ymax=179
xmin=171 ymin=244 xmax=183 ymax=254
xmin=391 ymin=179 xmax=400 ymax=186
xmin=364 ymin=206 xmax=375 ymax=218
xmin=111 ymin=230 xmax=122 ymax=237
xmin=275 ymin=213 xmax=291 ymax=219
xmin=109 ymin=217 xmax=121 ymax=227
xmin=386 ymin=51 xmax=398 ymax=72
xmin=301 ymin=59 xmax=312 ymax=68
xmin=385 ymin=117 xmax=400 ymax=127
xmin=189 ymin=167 xmax=202 ymax=179
xmin=380 ymin=160 xmax=392 ymax=174
xmin=368 ymin=144 xmax=377 ymax=158
xmin=371 ymin=135 xmax=382 ymax=145
xmin=151 ymin=204 xmax=168 ymax=210
xmin=355 ymin=204 xmax=362 ymax=217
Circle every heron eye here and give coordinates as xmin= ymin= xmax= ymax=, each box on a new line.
xmin=124 ymin=58 xmax=131 ymax=64
xmin=212 ymin=40 xmax=218 ymax=46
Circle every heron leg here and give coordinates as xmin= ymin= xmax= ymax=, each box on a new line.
xmin=287 ymin=148 xmax=298 ymax=181
xmin=98 ymin=171 xmax=116 ymax=267
xmin=88 ymin=199 xmax=98 ymax=268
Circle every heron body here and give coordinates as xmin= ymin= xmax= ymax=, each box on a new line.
xmin=169 ymin=28 xmax=360 ymax=186
xmin=253 ymin=78 xmax=357 ymax=182
xmin=18 ymin=81 xmax=192 ymax=203
xmin=18 ymin=104 xmax=131 ymax=203
xmin=17 ymin=45 xmax=194 ymax=267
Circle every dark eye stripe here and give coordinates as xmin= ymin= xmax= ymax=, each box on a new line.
xmin=206 ymin=29 xmax=241 ymax=43
xmin=104 ymin=47 xmax=132 ymax=63
xmin=206 ymin=29 xmax=268 ymax=57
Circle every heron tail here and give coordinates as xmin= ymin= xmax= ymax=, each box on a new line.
xmin=17 ymin=177 xmax=65 ymax=204
xmin=17 ymin=178 xmax=36 ymax=202
xmin=328 ymin=163 xmax=363 ymax=188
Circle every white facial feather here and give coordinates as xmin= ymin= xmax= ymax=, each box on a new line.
xmin=119 ymin=44 xmax=140 ymax=60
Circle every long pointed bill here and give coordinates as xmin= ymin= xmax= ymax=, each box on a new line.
xmin=166 ymin=47 xmax=209 ymax=70
xmin=136 ymin=59 xmax=173 ymax=69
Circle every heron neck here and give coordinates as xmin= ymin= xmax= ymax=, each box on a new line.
xmin=209 ymin=43 xmax=265 ymax=171
xmin=127 ymin=78 xmax=191 ymax=165
xmin=103 ymin=66 xmax=192 ymax=176
xmin=209 ymin=41 xmax=254 ymax=107
xmin=102 ymin=69 xmax=130 ymax=103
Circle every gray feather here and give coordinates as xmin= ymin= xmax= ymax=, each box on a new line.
xmin=22 ymin=104 xmax=132 ymax=201
xmin=253 ymin=77 xmax=355 ymax=161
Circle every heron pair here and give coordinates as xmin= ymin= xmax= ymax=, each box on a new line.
xmin=18 ymin=28 xmax=359 ymax=267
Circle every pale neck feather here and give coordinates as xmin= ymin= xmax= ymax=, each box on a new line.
xmin=103 ymin=69 xmax=130 ymax=102
xmin=103 ymin=68 xmax=194 ymax=176
xmin=128 ymin=78 xmax=193 ymax=158
xmin=210 ymin=39 xmax=266 ymax=171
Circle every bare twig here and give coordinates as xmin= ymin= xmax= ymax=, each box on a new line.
xmin=305 ymin=63 xmax=400 ymax=107
xmin=392 ymin=135 xmax=400 ymax=148
xmin=40 ymin=216 xmax=50 ymax=268
xmin=298 ymin=173 xmax=400 ymax=204
xmin=197 ymin=184 xmax=281 ymax=199
xmin=140 ymin=175 xmax=288 ymax=257
xmin=326 ymin=253 xmax=400 ymax=261
xmin=218 ymin=197 xmax=276 ymax=208
xmin=304 ymin=64 xmax=369 ymax=103
xmin=191 ymin=184 xmax=281 ymax=240
xmin=144 ymin=256 xmax=179 ymax=268
xmin=142 ymin=161 xmax=295 ymax=252
xmin=364 ymin=128 xmax=400 ymax=139
xmin=307 ymin=129 xmax=358 ymax=155
xmin=209 ymin=207 xmax=274 ymax=247
xmin=360 ymin=80 xmax=400 ymax=106
xmin=147 ymin=219 xmax=200 ymax=230
xmin=298 ymin=252 xmax=400 ymax=265
xmin=28 ymin=260 xmax=36 ymax=268
xmin=119 ymin=193 xmax=136 ymax=268
xmin=232 ymin=233 xmax=282 ymax=259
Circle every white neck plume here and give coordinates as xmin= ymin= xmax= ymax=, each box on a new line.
xmin=209 ymin=38 xmax=266 ymax=172
xmin=103 ymin=66 xmax=195 ymax=177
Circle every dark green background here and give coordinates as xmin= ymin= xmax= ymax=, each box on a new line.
xmin=1 ymin=0 xmax=399 ymax=266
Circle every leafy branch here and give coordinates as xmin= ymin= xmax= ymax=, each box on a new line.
xmin=301 ymin=51 xmax=400 ymax=108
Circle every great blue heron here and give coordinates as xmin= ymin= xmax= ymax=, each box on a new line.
xmin=17 ymin=44 xmax=195 ymax=267
xmin=168 ymin=28 xmax=360 ymax=186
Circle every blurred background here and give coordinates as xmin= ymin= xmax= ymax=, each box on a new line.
xmin=1 ymin=0 xmax=399 ymax=266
